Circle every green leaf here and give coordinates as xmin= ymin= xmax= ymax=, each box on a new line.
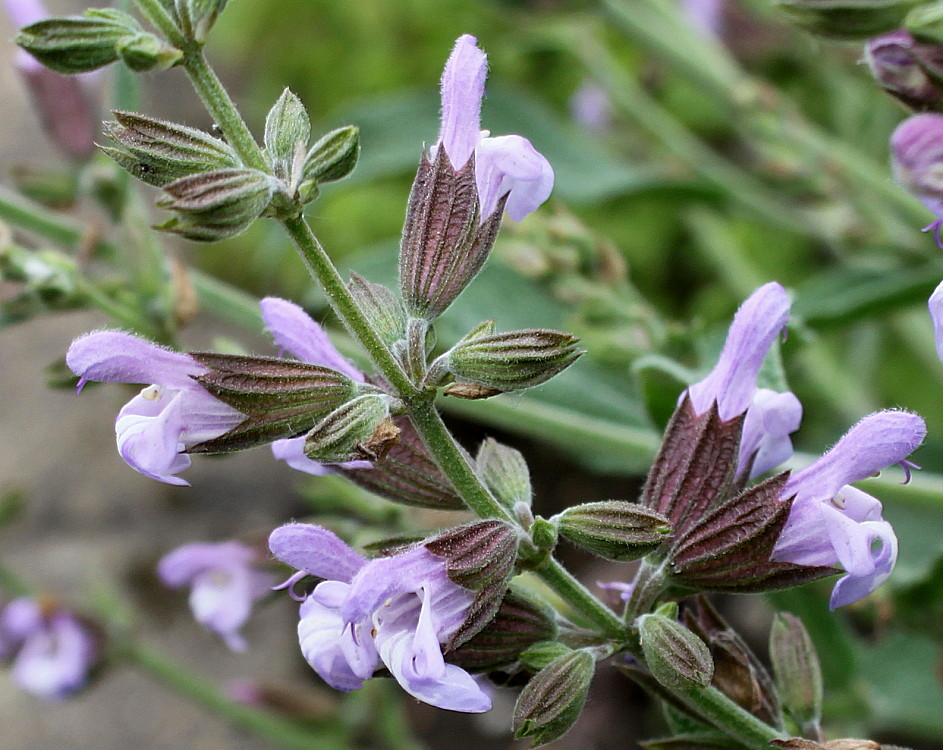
xmin=264 ymin=88 xmax=311 ymax=178
xmin=791 ymin=260 xmax=943 ymax=328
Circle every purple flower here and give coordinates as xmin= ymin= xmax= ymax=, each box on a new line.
xmin=4 ymin=0 xmax=97 ymax=160
xmin=260 ymin=297 xmax=371 ymax=475
xmin=66 ymin=331 xmax=245 ymax=485
xmin=158 ymin=541 xmax=276 ymax=651
xmin=269 ymin=523 xmax=491 ymax=713
xmin=866 ymin=31 xmax=943 ymax=112
xmin=930 ymin=280 xmax=943 ymax=364
xmin=681 ymin=0 xmax=727 ymax=37
xmin=434 ymin=35 xmax=554 ymax=223
xmin=891 ymin=113 xmax=943 ymax=244
xmin=569 ymin=81 xmax=612 ymax=134
xmin=683 ymin=282 xmax=801 ymax=477
xmin=772 ymin=410 xmax=926 ymax=608
xmin=0 ymin=598 xmax=97 ymax=700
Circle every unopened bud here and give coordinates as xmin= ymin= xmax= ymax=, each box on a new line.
xmin=264 ymin=89 xmax=311 ymax=182
xmin=513 ymin=649 xmax=595 ymax=747
xmin=155 ymin=168 xmax=277 ymax=242
xmin=102 ymin=111 xmax=239 ymax=187
xmin=16 ymin=9 xmax=152 ymax=73
xmin=519 ymin=641 xmax=572 ymax=672
xmin=637 ymin=612 xmax=714 ymax=691
xmin=445 ymin=323 xmax=583 ymax=392
xmin=189 ymin=353 xmax=359 ymax=452
xmin=773 ymin=0 xmax=921 ymax=39
xmin=115 ymin=32 xmax=182 ymax=72
xmin=174 ymin=0 xmax=229 ymax=43
xmin=302 ymin=125 xmax=360 ymax=185
xmin=865 ymin=30 xmax=943 ymax=111
xmin=555 ymin=501 xmax=670 ymax=562
xmin=476 ymin=438 xmax=532 ymax=510
xmin=770 ymin=612 xmax=823 ymax=732
xmin=304 ymin=394 xmax=397 ymax=463
xmin=347 ymin=274 xmax=405 ymax=347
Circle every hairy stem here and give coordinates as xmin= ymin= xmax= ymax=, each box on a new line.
xmin=674 ymin=684 xmax=786 ymax=749
xmin=534 ymin=556 xmax=627 ymax=639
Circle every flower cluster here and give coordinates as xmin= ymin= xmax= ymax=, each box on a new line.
xmin=268 ymin=523 xmax=491 ymax=713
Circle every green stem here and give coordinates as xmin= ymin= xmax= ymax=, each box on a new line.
xmin=281 ymin=215 xmax=415 ymax=397
xmin=533 ymin=556 xmax=626 ymax=639
xmin=675 ymin=684 xmax=786 ymax=749
xmin=181 ymin=49 xmax=269 ymax=173
xmin=126 ymin=643 xmax=348 ymax=750
xmin=407 ymin=400 xmax=513 ymax=522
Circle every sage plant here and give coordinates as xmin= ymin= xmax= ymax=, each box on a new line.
xmin=0 ymin=1 xmax=939 ymax=748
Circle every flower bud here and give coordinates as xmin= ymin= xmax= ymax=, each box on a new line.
xmin=115 ymin=31 xmax=182 ymax=72
xmin=447 ymin=588 xmax=557 ymax=673
xmin=476 ymin=438 xmax=532 ymax=511
xmin=303 ymin=394 xmax=398 ymax=463
xmin=772 ymin=0 xmax=921 ymax=40
xmin=155 ymin=168 xmax=278 ymax=242
xmin=424 ymin=519 xmax=521 ymax=649
xmin=15 ymin=8 xmax=158 ymax=74
xmin=188 ymin=353 xmax=359 ymax=452
xmin=264 ymin=88 xmax=310 ymax=182
xmin=770 ymin=612 xmax=823 ymax=733
xmin=556 ymin=501 xmax=671 ymax=562
xmin=102 ymin=111 xmax=239 ymax=187
xmin=513 ymin=649 xmax=595 ymax=747
xmin=865 ymin=30 xmax=943 ymax=111
xmin=174 ymin=0 xmax=229 ymax=43
xmin=302 ymin=126 xmax=360 ymax=185
xmin=637 ymin=612 xmax=714 ymax=691
xmin=445 ymin=322 xmax=583 ymax=393
xmin=346 ymin=273 xmax=405 ymax=347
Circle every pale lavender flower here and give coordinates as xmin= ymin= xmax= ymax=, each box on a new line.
xmin=737 ymin=388 xmax=803 ymax=479
xmin=260 ymin=297 xmax=370 ymax=475
xmin=865 ymin=31 xmax=943 ymax=112
xmin=930 ymin=280 xmax=943 ymax=362
xmin=434 ymin=35 xmax=554 ymax=223
xmin=0 ymin=598 xmax=97 ymax=700
xmin=158 ymin=541 xmax=276 ymax=651
xmin=570 ymin=80 xmax=612 ymax=133
xmin=4 ymin=0 xmax=97 ymax=159
xmin=269 ymin=523 xmax=491 ymax=713
xmin=681 ymin=0 xmax=727 ymax=37
xmin=891 ymin=113 xmax=943 ymax=245
xmin=66 ymin=331 xmax=245 ymax=485
xmin=684 ymin=282 xmax=801 ymax=477
xmin=772 ymin=410 xmax=926 ymax=608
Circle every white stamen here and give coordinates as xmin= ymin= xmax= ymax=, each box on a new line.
xmin=831 ymin=492 xmax=846 ymax=510
xmin=140 ymin=384 xmax=162 ymax=401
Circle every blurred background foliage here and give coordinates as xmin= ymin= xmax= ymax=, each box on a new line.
xmin=5 ymin=0 xmax=943 ymax=745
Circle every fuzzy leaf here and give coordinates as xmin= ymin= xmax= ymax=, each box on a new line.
xmin=302 ymin=125 xmax=360 ymax=184
xmin=476 ymin=438 xmax=532 ymax=511
xmin=347 ymin=273 xmax=405 ymax=347
xmin=265 ymin=89 xmax=311 ymax=180
xmin=15 ymin=11 xmax=140 ymax=74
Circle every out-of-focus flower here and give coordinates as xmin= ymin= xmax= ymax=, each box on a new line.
xmin=0 ymin=598 xmax=98 ymax=700
xmin=682 ymin=0 xmax=727 ymax=37
xmin=865 ymin=30 xmax=943 ymax=112
xmin=434 ymin=34 xmax=553 ymax=223
xmin=269 ymin=522 xmax=491 ymax=713
xmin=929 ymin=280 xmax=943 ymax=362
xmin=3 ymin=0 xmax=97 ymax=159
xmin=685 ymin=282 xmax=801 ymax=478
xmin=569 ymin=80 xmax=612 ymax=133
xmin=66 ymin=331 xmax=245 ymax=485
xmin=158 ymin=541 xmax=276 ymax=651
xmin=891 ymin=113 xmax=943 ymax=244
xmin=772 ymin=411 xmax=926 ymax=608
